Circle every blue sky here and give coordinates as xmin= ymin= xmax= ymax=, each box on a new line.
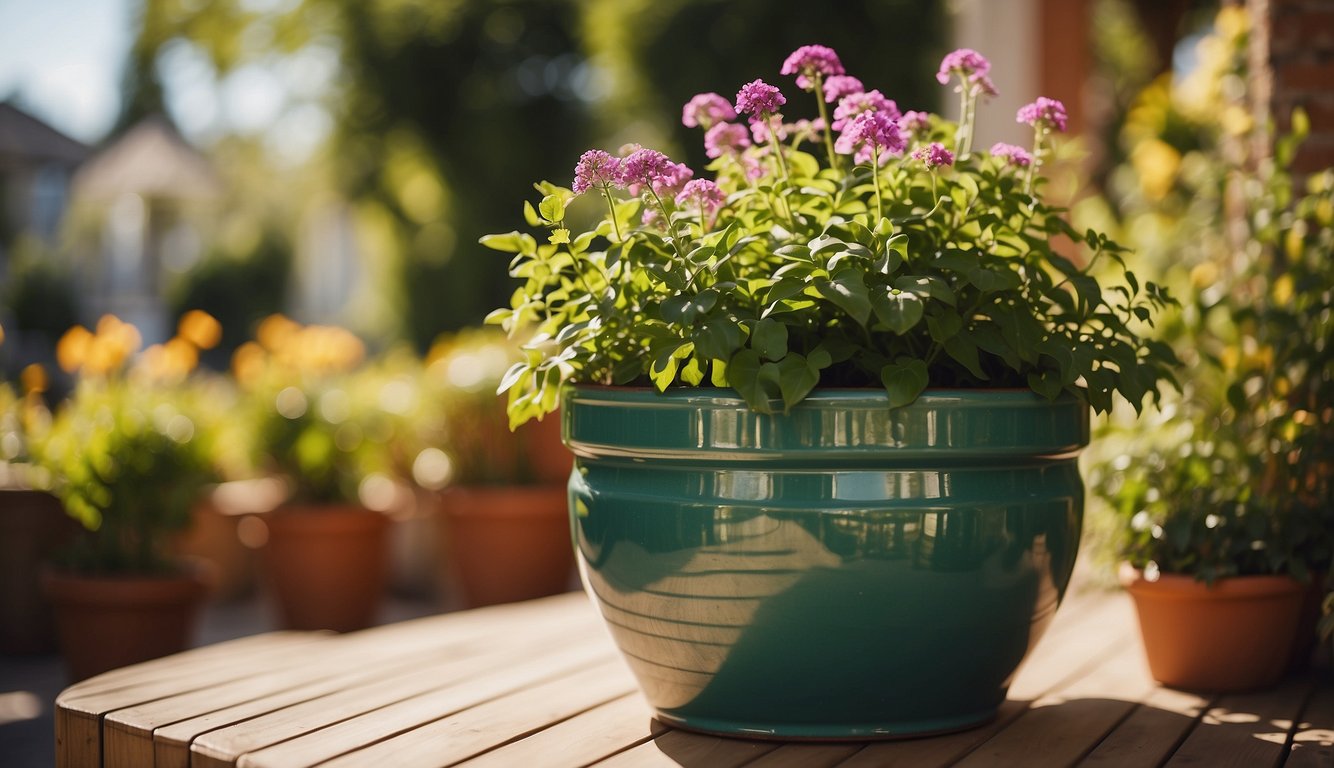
xmin=0 ymin=0 xmax=132 ymax=144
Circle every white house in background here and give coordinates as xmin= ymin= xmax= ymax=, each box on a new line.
xmin=69 ymin=116 xmax=222 ymax=344
xmin=0 ymin=102 xmax=88 ymax=266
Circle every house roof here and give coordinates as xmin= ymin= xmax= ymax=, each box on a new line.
xmin=72 ymin=115 xmax=222 ymax=203
xmin=0 ymin=102 xmax=89 ymax=166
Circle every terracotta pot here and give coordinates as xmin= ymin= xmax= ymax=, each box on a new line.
xmin=1288 ymin=570 xmax=1327 ymax=672
xmin=172 ymin=499 xmax=255 ymax=601
xmin=520 ymin=411 xmax=573 ymax=484
xmin=1121 ymin=563 xmax=1306 ymax=691
xmin=439 ymin=485 xmax=574 ymax=608
xmin=261 ymin=505 xmax=390 ymax=632
xmin=0 ymin=489 xmax=79 ymax=654
xmin=42 ymin=567 xmax=209 ymax=682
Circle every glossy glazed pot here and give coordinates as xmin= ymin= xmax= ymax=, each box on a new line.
xmin=1121 ymin=564 xmax=1306 ymax=691
xmin=262 ymin=505 xmax=390 ymax=632
xmin=565 ymin=386 xmax=1089 ymax=739
xmin=43 ymin=567 xmax=209 ymax=681
xmin=438 ymin=484 xmax=575 ymax=608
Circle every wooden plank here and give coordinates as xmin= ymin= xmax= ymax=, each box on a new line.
xmin=306 ymin=661 xmax=636 ymax=768
xmin=55 ymin=632 xmax=323 ymax=768
xmin=1163 ymin=677 xmax=1318 ymax=768
xmin=106 ymin=593 xmax=600 ymax=768
xmin=455 ymin=694 xmax=666 ymax=768
xmin=1280 ymin=683 xmax=1334 ymax=768
xmin=743 ymin=744 xmax=866 ymax=767
xmin=190 ymin=631 xmax=613 ymax=768
xmin=950 ymin=614 xmax=1149 ymax=768
xmin=589 ymin=729 xmax=779 ymax=767
xmin=835 ymin=595 xmax=1132 ymax=768
xmin=1078 ymin=686 xmax=1213 ymax=766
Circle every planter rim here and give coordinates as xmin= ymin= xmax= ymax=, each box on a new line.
xmin=564 ymin=384 xmax=1089 ymax=462
xmin=42 ymin=565 xmax=211 ymax=604
xmin=568 ymin=384 xmax=1080 ymax=406
xmin=1119 ymin=563 xmax=1307 ymax=599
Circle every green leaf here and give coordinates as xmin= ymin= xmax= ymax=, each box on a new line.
xmin=539 ymin=194 xmax=567 ymax=224
xmin=944 ymin=335 xmax=989 ymax=380
xmin=680 ymin=356 xmax=705 ymax=385
xmin=816 ymin=269 xmax=872 ymax=325
xmin=880 ymin=359 xmax=929 ymax=409
xmin=480 ymin=231 xmax=535 ymax=255
xmin=926 ymin=310 xmax=963 ymax=342
xmin=871 ymin=289 xmax=924 ymax=333
xmin=776 ymin=354 xmax=819 ymax=411
xmin=1026 ymin=370 xmax=1063 ymax=400
xmin=695 ymin=318 xmax=745 ymax=360
xmin=710 ymin=358 xmax=728 ymax=387
xmin=523 ymin=200 xmax=542 ymax=227
xmin=752 ymin=319 xmax=789 ymax=361
xmin=726 ymin=349 xmax=773 ymax=413
xmin=894 ymin=275 xmax=956 ymax=306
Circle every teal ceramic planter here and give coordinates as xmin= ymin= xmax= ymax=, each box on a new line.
xmin=564 ymin=386 xmax=1089 ymax=740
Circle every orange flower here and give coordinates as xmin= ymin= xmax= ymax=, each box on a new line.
xmin=178 ymin=310 xmax=222 ymax=350
xmin=56 ymin=326 xmax=93 ymax=373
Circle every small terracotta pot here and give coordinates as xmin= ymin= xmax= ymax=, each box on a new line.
xmin=439 ymin=485 xmax=574 ymax=608
xmin=262 ymin=505 xmax=390 ymax=632
xmin=0 ymin=489 xmax=79 ymax=654
xmin=43 ymin=567 xmax=209 ymax=682
xmin=520 ymin=411 xmax=573 ymax=484
xmin=1121 ymin=563 xmax=1306 ymax=691
xmin=172 ymin=499 xmax=255 ymax=601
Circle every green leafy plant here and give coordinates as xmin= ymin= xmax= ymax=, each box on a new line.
xmin=1085 ymin=7 xmax=1332 ymax=586
xmin=26 ymin=316 xmax=218 ymax=574
xmin=234 ymin=315 xmax=411 ymax=506
xmin=422 ymin=330 xmax=553 ymax=486
xmin=484 ymin=45 xmax=1177 ymax=426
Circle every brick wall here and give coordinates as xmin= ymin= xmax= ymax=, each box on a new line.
xmin=1252 ymin=0 xmax=1334 ymax=172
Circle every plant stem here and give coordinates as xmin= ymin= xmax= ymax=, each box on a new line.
xmin=648 ymin=188 xmax=687 ymax=259
xmin=871 ymin=148 xmax=884 ymax=221
xmin=1024 ymin=128 xmax=1045 ymax=197
xmin=813 ymin=75 xmax=839 ymax=172
xmin=954 ymin=82 xmax=971 ymax=158
xmin=601 ymin=187 xmax=623 ymax=242
xmin=767 ymin=114 xmax=791 ymax=182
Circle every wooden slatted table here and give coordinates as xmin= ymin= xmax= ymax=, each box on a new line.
xmin=55 ymin=588 xmax=1333 ymax=768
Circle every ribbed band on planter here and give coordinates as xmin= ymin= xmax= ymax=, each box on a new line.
xmin=565 ymin=387 xmax=1089 ymax=739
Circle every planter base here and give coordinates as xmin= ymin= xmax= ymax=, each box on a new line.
xmin=656 ymin=707 xmax=997 ymax=741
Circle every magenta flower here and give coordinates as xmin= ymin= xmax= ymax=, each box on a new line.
xmin=1017 ymin=97 xmax=1068 ymax=132
xmin=936 ymin=48 xmax=991 ymax=85
xmin=572 ymin=149 xmax=623 ymax=194
xmin=836 ymin=110 xmax=905 ymax=166
xmin=651 ymin=161 xmax=694 ymax=198
xmin=735 ymin=79 xmax=786 ymax=117
xmin=914 ymin=142 xmax=955 ymax=169
xmin=780 ymin=44 xmax=846 ymax=91
xmin=682 ymin=92 xmax=737 ymax=129
xmin=822 ymin=75 xmax=865 ymax=103
xmin=749 ymin=117 xmax=789 ymax=145
xmin=832 ymin=90 xmax=899 ymax=131
xmin=675 ymin=179 xmax=726 ymax=215
xmin=641 ymin=207 xmax=664 ymax=229
xmin=900 ymin=110 xmax=932 ymax=136
xmin=618 ymin=148 xmax=671 ymax=190
xmin=704 ymin=122 xmax=751 ymax=159
xmin=990 ymin=142 xmax=1033 ymax=167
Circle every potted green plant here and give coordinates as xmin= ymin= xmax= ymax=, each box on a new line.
xmin=1086 ymin=7 xmax=1331 ymax=692
xmin=482 ymin=45 xmax=1177 ymax=738
xmin=1094 ymin=161 xmax=1333 ymax=691
xmin=28 ymin=316 xmax=218 ymax=681
xmin=0 ymin=372 xmax=79 ymax=655
xmin=235 ymin=315 xmax=404 ymax=632
xmin=423 ymin=330 xmax=574 ymax=608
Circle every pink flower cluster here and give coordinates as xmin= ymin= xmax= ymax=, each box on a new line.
xmin=1017 ymin=97 xmax=1068 ymax=132
xmin=822 ymin=75 xmax=864 ymax=104
xmin=836 ymin=110 xmax=905 ymax=166
xmin=780 ymin=44 xmax=845 ymax=91
xmin=990 ymin=142 xmax=1033 ymax=167
xmin=704 ymin=122 xmax=751 ymax=159
xmin=832 ymin=89 xmax=899 ymax=131
xmin=913 ymin=142 xmax=954 ymax=169
xmin=682 ymin=92 xmax=736 ymax=129
xmin=572 ymin=149 xmax=621 ymax=194
xmin=734 ymin=79 xmax=786 ymax=117
xmin=675 ymin=179 xmax=726 ymax=216
xmin=936 ymin=48 xmax=997 ymax=96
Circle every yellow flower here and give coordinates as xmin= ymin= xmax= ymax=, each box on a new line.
xmin=56 ymin=326 xmax=93 ymax=373
xmin=257 ymin=314 xmax=300 ymax=353
xmin=231 ymin=341 xmax=268 ymax=387
xmin=20 ymin=364 xmax=47 ymax=394
xmin=178 ymin=310 xmax=222 ymax=350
